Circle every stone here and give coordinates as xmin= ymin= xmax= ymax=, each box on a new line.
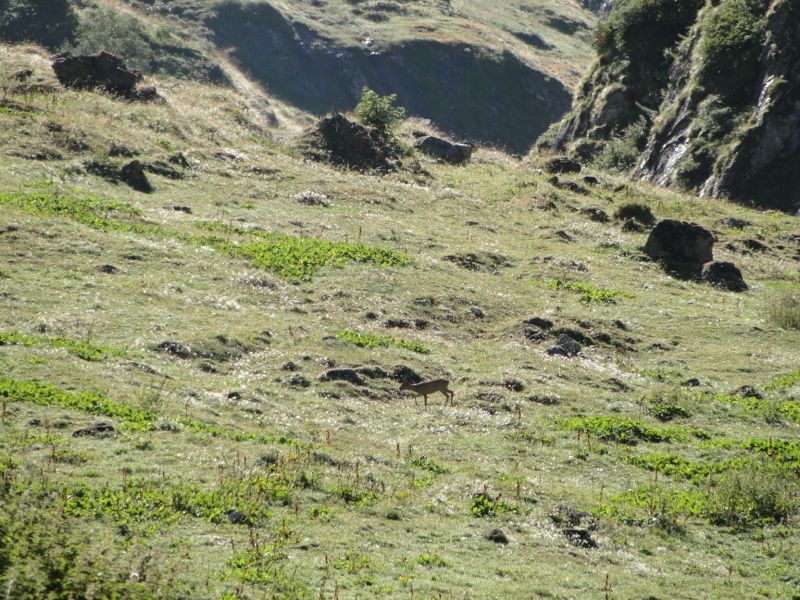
xmin=582 ymin=207 xmax=609 ymax=222
xmin=282 ymin=361 xmax=300 ymax=371
xmin=295 ymin=190 xmax=330 ymax=206
xmin=700 ymin=261 xmax=747 ymax=292
xmin=51 ymin=51 xmax=141 ymax=96
xmin=582 ymin=175 xmax=600 ymax=186
xmin=741 ymin=239 xmax=769 ymax=252
xmin=413 ymin=135 xmax=473 ymax=165
xmin=73 ymin=422 xmax=116 ymax=437
xmin=644 ymin=220 xmax=715 ymax=275
xmin=486 ymin=529 xmax=509 ymax=544
xmin=392 ymin=364 xmax=423 ymax=384
xmin=97 ymin=264 xmax=117 ymax=274
xmin=733 ymin=385 xmax=763 ymax=399
xmin=469 ymin=306 xmax=485 ymax=318
xmin=524 ymin=317 xmax=554 ymax=329
xmin=722 ymin=217 xmax=750 ymax=229
xmin=319 ymin=368 xmax=366 ymax=386
xmin=119 ymin=160 xmax=153 ymax=193
xmin=561 ymin=528 xmax=597 ymax=549
xmin=544 ymin=155 xmax=582 ymax=174
xmin=156 ymin=340 xmax=194 ymax=359
xmin=288 ymin=374 xmax=311 ymax=388
xmin=621 ymin=218 xmax=645 ymax=232
xmin=547 ymin=334 xmax=581 ymax=357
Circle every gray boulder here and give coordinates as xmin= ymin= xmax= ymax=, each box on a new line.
xmin=547 ymin=334 xmax=581 ymax=357
xmin=544 ymin=156 xmax=582 ymax=174
xmin=700 ymin=261 xmax=748 ymax=292
xmin=413 ymin=135 xmax=472 ymax=165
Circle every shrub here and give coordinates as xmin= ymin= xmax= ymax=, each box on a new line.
xmin=699 ymin=0 xmax=770 ymax=104
xmin=593 ymin=116 xmax=649 ymax=172
xmin=353 ymin=87 xmax=406 ymax=135
xmin=707 ymin=466 xmax=796 ymax=526
xmin=767 ymin=290 xmax=800 ymax=330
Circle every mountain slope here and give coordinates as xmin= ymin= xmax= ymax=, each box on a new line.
xmin=1 ymin=42 xmax=799 ymax=599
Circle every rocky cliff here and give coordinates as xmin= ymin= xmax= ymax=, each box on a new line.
xmin=545 ymin=0 xmax=800 ymax=213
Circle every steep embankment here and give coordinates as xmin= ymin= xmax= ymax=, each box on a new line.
xmin=546 ymin=0 xmax=800 ymax=213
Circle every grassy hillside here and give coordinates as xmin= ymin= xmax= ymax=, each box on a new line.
xmin=1 ymin=44 xmax=799 ymax=599
xmin=0 ymin=0 xmax=598 ymax=152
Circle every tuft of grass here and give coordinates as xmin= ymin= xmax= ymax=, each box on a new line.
xmin=765 ymin=368 xmax=800 ymax=392
xmin=470 ymin=495 xmax=519 ymax=518
xmin=416 ymin=553 xmax=449 ymax=568
xmin=336 ymin=329 xmax=430 ymax=354
xmin=0 ymin=331 xmax=124 ymax=361
xmin=625 ymin=453 xmax=748 ymax=483
xmin=548 ymin=279 xmax=635 ymax=303
xmin=0 ymin=192 xmax=141 ymax=228
xmin=707 ymin=466 xmax=796 ymax=527
xmin=767 ymin=291 xmax=800 ymax=330
xmin=561 ymin=416 xmax=683 ymax=444
xmin=409 ymin=455 xmax=450 ymax=474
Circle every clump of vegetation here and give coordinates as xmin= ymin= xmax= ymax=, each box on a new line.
xmin=549 ymin=279 xmax=635 ymax=304
xmin=0 ymin=376 xmax=156 ymax=430
xmin=0 ymin=0 xmax=79 ymax=50
xmin=70 ymin=7 xmax=154 ymax=72
xmin=593 ymin=116 xmax=649 ymax=172
xmin=698 ymin=0 xmax=770 ymax=104
xmin=409 ymin=455 xmax=450 ymax=474
xmin=0 ymin=331 xmax=123 ymax=361
xmin=353 ymin=87 xmax=406 ymax=135
xmin=625 ymin=453 xmax=746 ymax=483
xmin=562 ymin=416 xmax=679 ymax=444
xmin=707 ymin=466 xmax=796 ymax=527
xmin=470 ymin=494 xmax=519 ymax=518
xmin=767 ymin=290 xmax=800 ymax=330
xmin=640 ymin=391 xmax=691 ymax=421
xmin=337 ymin=329 xmax=430 ymax=354
xmin=766 ymin=368 xmax=800 ymax=392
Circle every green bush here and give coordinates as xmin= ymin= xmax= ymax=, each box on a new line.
xmin=353 ymin=88 xmax=406 ymax=135
xmin=699 ymin=0 xmax=770 ymax=103
xmin=593 ymin=117 xmax=649 ymax=172
xmin=613 ymin=201 xmax=655 ymax=225
xmin=707 ymin=466 xmax=796 ymax=526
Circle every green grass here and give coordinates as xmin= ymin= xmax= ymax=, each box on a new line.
xmin=336 ymin=329 xmax=430 ymax=354
xmin=561 ymin=415 xmax=686 ymax=444
xmin=0 ymin=331 xmax=124 ymax=361
xmin=548 ymin=279 xmax=635 ymax=303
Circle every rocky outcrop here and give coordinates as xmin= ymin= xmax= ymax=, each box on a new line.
xmin=51 ymin=52 xmax=160 ymax=100
xmin=544 ymin=0 xmax=800 ymax=213
xmin=413 ymin=135 xmax=472 ymax=165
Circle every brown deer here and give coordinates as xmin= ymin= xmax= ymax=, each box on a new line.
xmin=399 ymin=379 xmax=454 ymax=407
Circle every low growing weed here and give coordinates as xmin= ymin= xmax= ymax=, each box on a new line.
xmin=549 ymin=279 xmax=635 ymax=304
xmin=337 ymin=329 xmax=430 ymax=354
xmin=0 ymin=331 xmax=124 ymax=361
xmin=561 ymin=416 xmax=682 ymax=444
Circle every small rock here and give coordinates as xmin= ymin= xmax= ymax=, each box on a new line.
xmin=97 ymin=264 xmax=117 ymax=274
xmin=224 ymin=509 xmax=247 ymax=524
xmin=582 ymin=207 xmax=609 ymax=222
xmin=319 ymin=368 xmax=366 ymax=386
xmin=681 ymin=378 xmax=701 ymax=387
xmin=561 ymin=528 xmax=597 ymax=549
xmin=722 ymin=217 xmax=750 ymax=229
xmin=288 ymin=374 xmax=311 ymax=388
xmin=544 ymin=156 xmax=581 ymax=174
xmin=124 ymin=361 xmax=158 ymax=375
xmin=555 ymin=230 xmax=574 ymax=242
xmin=611 ymin=319 xmax=628 ymax=330
xmin=733 ymin=385 xmax=763 ymax=399
xmin=486 ymin=529 xmax=509 ymax=544
xmin=700 ymin=261 xmax=747 ymax=292
xmin=621 ymin=218 xmax=645 ymax=232
xmin=119 ymin=160 xmax=153 ymax=193
xmin=469 ymin=306 xmax=485 ymax=318
xmin=384 ymin=318 xmax=412 ymax=329
xmin=215 ymin=149 xmax=247 ymax=161
xmin=28 ymin=418 xmax=42 ymax=426
xmin=108 ymin=142 xmax=137 ymax=157
xmin=524 ymin=317 xmax=553 ymax=330
xmin=73 ymin=422 xmax=116 ymax=437
xmin=392 ymin=364 xmax=423 ymax=384
xmin=413 ymin=135 xmax=472 ymax=165
xmin=295 ymin=190 xmax=330 ymax=207
xmin=741 ymin=239 xmax=769 ymax=252
xmin=282 ymin=361 xmax=299 ymax=371
xmin=529 ymin=394 xmax=560 ymax=405
xmin=156 ymin=340 xmax=193 ymax=359
xmin=582 ymin=175 xmax=599 ymax=186
xmin=170 ymin=205 xmax=192 ymax=214
xmin=547 ymin=334 xmax=581 ymax=357
xmin=357 ymin=366 xmax=390 ymax=379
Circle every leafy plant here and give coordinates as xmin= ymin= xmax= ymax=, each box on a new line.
xmin=0 ymin=331 xmax=124 ymax=361
xmin=470 ymin=494 xmax=519 ymax=518
xmin=549 ymin=279 xmax=635 ymax=304
xmin=562 ymin=416 xmax=681 ymax=444
xmin=337 ymin=329 xmax=430 ymax=354
xmin=707 ymin=466 xmax=796 ymax=527
xmin=593 ymin=117 xmax=649 ymax=172
xmin=353 ymin=87 xmax=406 ymax=135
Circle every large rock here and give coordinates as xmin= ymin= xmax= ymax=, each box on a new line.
xmin=296 ymin=113 xmax=404 ymax=172
xmin=120 ymin=160 xmax=153 ymax=193
xmin=700 ymin=261 xmax=748 ymax=292
xmin=547 ymin=334 xmax=581 ymax=357
xmin=51 ymin=51 xmax=141 ymax=95
xmin=413 ymin=135 xmax=472 ymax=165
xmin=644 ymin=220 xmax=714 ymax=275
